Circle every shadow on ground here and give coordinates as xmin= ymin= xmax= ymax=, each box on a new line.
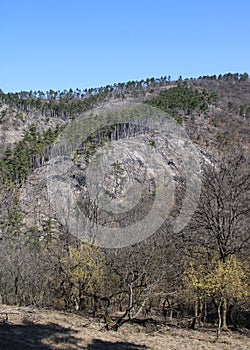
xmin=0 ymin=319 xmax=80 ymax=349
xmin=88 ymin=339 xmax=148 ymax=350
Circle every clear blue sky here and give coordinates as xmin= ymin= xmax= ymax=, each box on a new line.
xmin=1 ymin=0 xmax=250 ymax=92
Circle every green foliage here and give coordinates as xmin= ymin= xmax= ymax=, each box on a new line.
xmin=0 ymin=195 xmax=24 ymax=237
xmin=239 ymin=103 xmax=250 ymax=118
xmin=0 ymin=73 xmax=247 ymax=122
xmin=0 ymin=124 xmax=61 ymax=186
xmin=149 ymin=139 xmax=156 ymax=148
xmin=0 ymin=76 xmax=170 ymax=119
xmin=146 ymin=84 xmax=217 ymax=117
xmin=175 ymin=115 xmax=184 ymax=125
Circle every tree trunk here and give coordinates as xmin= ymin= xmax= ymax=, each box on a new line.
xmin=169 ymin=309 xmax=173 ymax=320
xmin=128 ymin=284 xmax=133 ymax=319
xmin=199 ymin=299 xmax=203 ymax=325
xmin=216 ymin=299 xmax=223 ymax=340
xmin=190 ymin=299 xmax=198 ymax=329
xmin=203 ymin=299 xmax=207 ymax=323
xmin=221 ymin=297 xmax=228 ymax=330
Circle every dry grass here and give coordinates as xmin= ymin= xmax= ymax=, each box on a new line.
xmin=0 ymin=306 xmax=249 ymax=349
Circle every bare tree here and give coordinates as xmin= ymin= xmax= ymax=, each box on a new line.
xmin=102 ymin=231 xmax=180 ymax=330
xmin=192 ymin=147 xmax=250 ymax=261
xmin=184 ymin=146 xmax=250 ymax=329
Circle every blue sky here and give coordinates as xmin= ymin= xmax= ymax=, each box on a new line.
xmin=1 ymin=0 xmax=250 ymax=92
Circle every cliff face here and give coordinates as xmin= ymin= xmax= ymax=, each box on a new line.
xmin=0 ymin=104 xmax=67 ymax=152
xmin=19 ymin=102 xmax=206 ymax=247
xmin=1 ymin=76 xmax=250 ymax=245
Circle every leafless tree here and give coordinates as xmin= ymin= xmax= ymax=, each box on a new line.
xmin=102 ymin=230 xmax=181 ymax=330
xmin=191 ymin=147 xmax=250 ymax=261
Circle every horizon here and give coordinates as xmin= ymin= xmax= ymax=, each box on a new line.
xmin=0 ymin=71 xmax=249 ymax=95
xmin=1 ymin=0 xmax=250 ymax=93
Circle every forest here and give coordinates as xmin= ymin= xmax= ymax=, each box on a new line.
xmin=0 ymin=73 xmax=249 ymax=343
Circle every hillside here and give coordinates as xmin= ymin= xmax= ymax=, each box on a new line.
xmin=1 ymin=74 xmax=249 ymax=153
xmin=0 ymin=306 xmax=249 ymax=349
xmin=0 ymin=73 xmax=250 ymax=348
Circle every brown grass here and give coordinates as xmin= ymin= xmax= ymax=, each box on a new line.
xmin=0 ymin=306 xmax=249 ymax=349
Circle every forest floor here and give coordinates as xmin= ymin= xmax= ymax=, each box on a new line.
xmin=0 ymin=306 xmax=249 ymax=349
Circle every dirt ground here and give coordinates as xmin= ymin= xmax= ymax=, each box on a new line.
xmin=0 ymin=306 xmax=249 ymax=349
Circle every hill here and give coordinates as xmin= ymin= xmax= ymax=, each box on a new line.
xmin=0 ymin=306 xmax=249 ymax=349
xmin=0 ymin=73 xmax=250 ymax=347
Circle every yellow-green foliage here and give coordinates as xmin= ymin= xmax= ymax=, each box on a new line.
xmin=184 ymin=254 xmax=249 ymax=302
xmin=203 ymin=256 xmax=249 ymax=301
xmin=183 ymin=247 xmax=212 ymax=300
xmin=62 ymin=243 xmax=105 ymax=294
